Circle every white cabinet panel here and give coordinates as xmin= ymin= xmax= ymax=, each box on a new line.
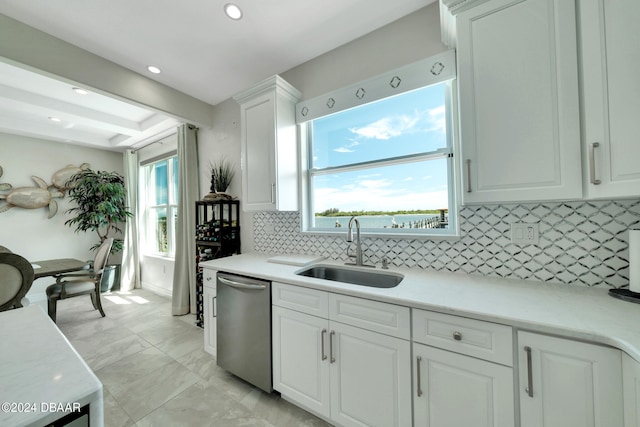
xmin=413 ymin=343 xmax=514 ymax=427
xmin=518 ymin=331 xmax=623 ymax=427
xmin=272 ymin=281 xmax=328 ymax=317
xmin=457 ymin=0 xmax=581 ymax=203
xmin=203 ymin=285 xmax=216 ymax=357
xmin=413 ymin=309 xmax=512 ymax=366
xmin=329 ymin=293 xmax=410 ymax=340
xmin=235 ymin=75 xmax=300 ymax=211
xmin=330 ymin=322 xmax=411 ymax=427
xmin=272 ymin=306 xmax=331 ymax=419
xmin=578 ymin=0 xmax=640 ymax=198
xmin=624 ymin=353 xmax=640 ymax=427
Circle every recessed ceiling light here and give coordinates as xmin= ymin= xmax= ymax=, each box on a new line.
xmin=48 ymin=117 xmax=61 ymax=122
xmin=72 ymin=87 xmax=88 ymax=95
xmin=147 ymin=65 xmax=162 ymax=74
xmin=224 ymin=3 xmax=243 ymax=20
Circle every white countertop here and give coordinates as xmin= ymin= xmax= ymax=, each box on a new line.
xmin=201 ymin=253 xmax=640 ymax=363
xmin=0 ymin=305 xmax=103 ymax=427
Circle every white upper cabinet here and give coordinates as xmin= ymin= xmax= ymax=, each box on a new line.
xmin=578 ymin=0 xmax=640 ymax=199
xmin=234 ymin=76 xmax=301 ymax=211
xmin=456 ymin=0 xmax=582 ymax=204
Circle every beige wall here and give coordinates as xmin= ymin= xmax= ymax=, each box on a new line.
xmin=0 ymin=15 xmax=214 ymax=127
xmin=281 ymin=3 xmax=445 ymax=101
xmin=0 ymin=132 xmax=123 ymax=302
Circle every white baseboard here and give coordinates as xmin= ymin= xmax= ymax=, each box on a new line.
xmin=141 ymin=281 xmax=173 ymax=298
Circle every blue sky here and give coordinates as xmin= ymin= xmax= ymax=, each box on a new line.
xmin=311 ymin=83 xmax=450 ymax=213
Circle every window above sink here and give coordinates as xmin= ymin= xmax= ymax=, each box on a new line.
xmin=296 ymin=51 xmax=459 ymax=239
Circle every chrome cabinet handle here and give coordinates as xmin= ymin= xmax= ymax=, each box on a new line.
xmin=416 ymin=356 xmax=423 ymax=397
xmin=589 ymin=142 xmax=601 ymax=185
xmin=453 ymin=331 xmax=462 ymax=341
xmin=524 ymin=346 xmax=534 ymax=397
xmin=271 ymin=183 xmax=276 ymax=203
xmin=329 ymin=330 xmax=336 ymax=363
xmin=212 ymin=296 xmax=216 ymax=317
xmin=465 ymin=159 xmax=472 ymax=192
xmin=206 ymin=275 xmax=212 ymax=281
xmin=321 ymin=329 xmax=327 ymax=361
xmin=218 ymin=276 xmax=266 ymax=290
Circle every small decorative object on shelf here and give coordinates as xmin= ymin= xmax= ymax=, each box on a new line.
xmin=194 ymin=200 xmax=240 ymax=328
xmin=203 ymin=157 xmax=235 ymax=201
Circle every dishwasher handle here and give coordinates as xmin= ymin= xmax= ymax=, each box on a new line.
xmin=218 ymin=276 xmax=267 ymax=290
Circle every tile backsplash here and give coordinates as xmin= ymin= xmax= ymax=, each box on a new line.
xmin=253 ymin=199 xmax=640 ymax=288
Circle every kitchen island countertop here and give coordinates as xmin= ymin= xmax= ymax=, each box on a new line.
xmin=0 ymin=305 xmax=103 ymax=427
xmin=201 ymin=253 xmax=640 ymax=363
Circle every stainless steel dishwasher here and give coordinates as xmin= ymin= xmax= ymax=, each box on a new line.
xmin=216 ymin=272 xmax=272 ymax=392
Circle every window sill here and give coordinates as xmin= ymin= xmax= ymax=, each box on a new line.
xmin=141 ymin=253 xmax=175 ymax=261
xmin=300 ymin=228 xmax=461 ymax=241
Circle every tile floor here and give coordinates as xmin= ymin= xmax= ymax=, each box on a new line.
xmin=53 ymin=288 xmax=331 ymax=427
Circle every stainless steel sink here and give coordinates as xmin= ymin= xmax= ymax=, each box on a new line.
xmin=295 ymin=264 xmax=403 ymax=288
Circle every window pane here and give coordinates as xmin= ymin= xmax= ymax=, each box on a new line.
xmin=149 ymin=207 xmax=168 ymax=253
xmin=152 ymin=160 xmax=168 ymax=205
xmin=311 ymin=158 xmax=450 ymax=230
xmin=170 ymin=206 xmax=178 ymax=257
xmin=171 ymin=156 xmax=179 ymax=204
xmin=311 ymin=84 xmax=447 ymax=169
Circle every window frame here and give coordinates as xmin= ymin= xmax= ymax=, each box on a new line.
xmin=296 ymin=52 xmax=460 ymax=239
xmin=140 ymin=154 xmax=179 ymax=257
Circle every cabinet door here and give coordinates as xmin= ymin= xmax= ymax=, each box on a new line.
xmin=272 ymin=306 xmax=331 ymax=419
xmin=240 ymin=92 xmax=278 ymax=211
xmin=413 ymin=343 xmax=514 ymax=427
xmin=330 ymin=322 xmax=411 ymax=427
xmin=457 ymin=0 xmax=582 ymax=203
xmin=237 ymin=76 xmax=300 ymax=212
xmin=579 ymin=0 xmax=640 ymax=198
xmin=518 ymin=331 xmax=623 ymax=427
xmin=203 ymin=286 xmax=216 ymax=357
xmin=623 ymin=353 xmax=640 ymax=427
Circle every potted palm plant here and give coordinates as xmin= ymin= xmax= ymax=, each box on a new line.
xmin=64 ymin=168 xmax=133 ymax=291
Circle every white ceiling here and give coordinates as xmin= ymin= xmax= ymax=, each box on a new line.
xmin=0 ymin=0 xmax=435 ymax=151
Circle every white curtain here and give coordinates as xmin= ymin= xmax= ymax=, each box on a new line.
xmin=172 ymin=124 xmax=199 ymax=315
xmin=121 ymin=149 xmax=140 ymax=291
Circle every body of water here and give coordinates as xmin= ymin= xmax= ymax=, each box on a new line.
xmin=314 ymin=214 xmax=442 ymax=229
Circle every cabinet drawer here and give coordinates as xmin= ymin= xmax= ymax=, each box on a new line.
xmin=413 ymin=309 xmax=512 ymax=366
xmin=272 ymin=282 xmax=329 ymax=317
xmin=329 ymin=293 xmax=410 ymax=340
xmin=202 ymin=268 xmax=217 ymax=292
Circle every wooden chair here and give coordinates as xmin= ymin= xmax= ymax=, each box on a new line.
xmin=0 ymin=252 xmax=35 ymax=311
xmin=46 ymin=238 xmax=114 ymax=323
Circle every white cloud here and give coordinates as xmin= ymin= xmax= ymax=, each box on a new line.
xmin=333 ymin=147 xmax=354 ymax=153
xmin=347 ymin=106 xmax=445 ymax=142
xmin=349 ymin=114 xmax=419 ymax=140
xmin=426 ymin=105 xmax=446 ymax=134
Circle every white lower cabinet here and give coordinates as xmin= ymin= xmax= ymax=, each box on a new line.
xmin=518 ymin=331 xmax=623 ymax=427
xmin=623 ymin=353 xmax=640 ymax=427
xmin=412 ymin=309 xmax=514 ymax=427
xmin=330 ymin=321 xmax=411 ymax=427
xmin=202 ymin=269 xmax=217 ymax=357
xmin=413 ymin=343 xmax=514 ymax=427
xmin=272 ymin=305 xmax=331 ymax=419
xmin=272 ymin=283 xmax=411 ymax=427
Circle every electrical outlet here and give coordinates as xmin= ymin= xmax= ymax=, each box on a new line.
xmin=511 ymin=223 xmax=539 ymax=245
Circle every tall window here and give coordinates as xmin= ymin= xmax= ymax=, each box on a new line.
xmin=142 ymin=156 xmax=178 ymax=256
xmin=304 ymin=81 xmax=456 ymax=237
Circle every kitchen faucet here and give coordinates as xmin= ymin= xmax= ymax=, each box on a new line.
xmin=346 ymin=216 xmax=374 ymax=267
